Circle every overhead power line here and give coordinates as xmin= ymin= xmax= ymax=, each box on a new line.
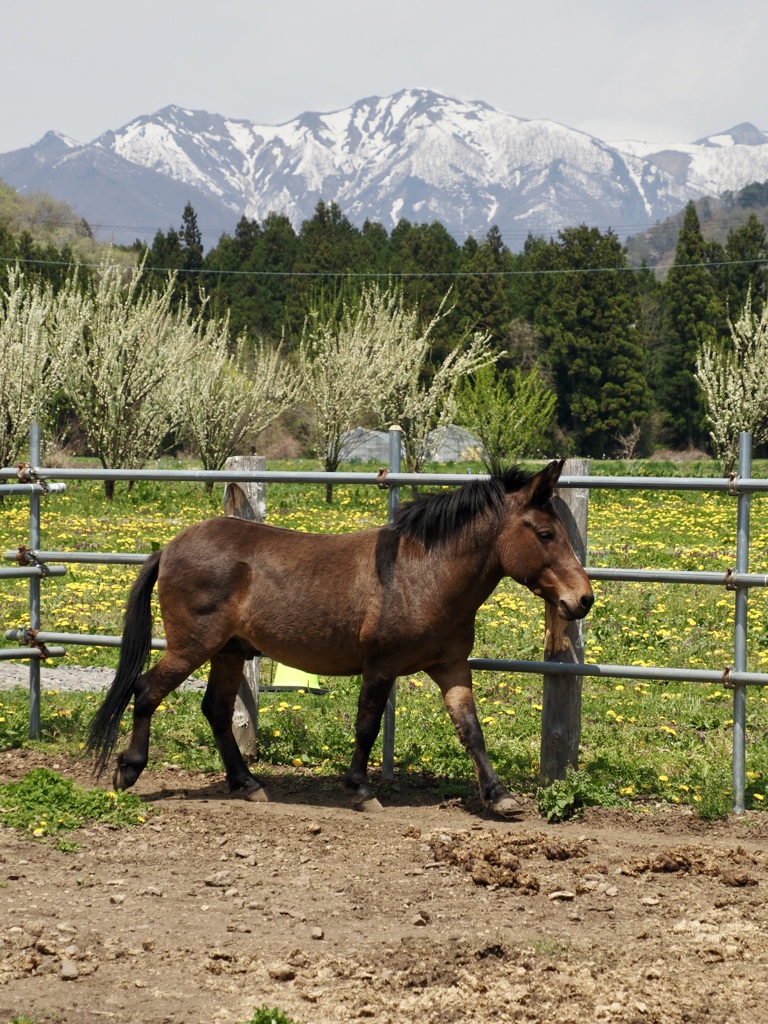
xmin=1 ymin=254 xmax=767 ymax=278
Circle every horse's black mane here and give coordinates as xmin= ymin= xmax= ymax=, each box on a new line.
xmin=391 ymin=467 xmax=535 ymax=549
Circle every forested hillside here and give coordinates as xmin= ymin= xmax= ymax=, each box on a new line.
xmin=0 ymin=181 xmax=105 ymax=277
xmin=626 ymin=181 xmax=768 ymax=271
xmin=3 ymin=177 xmax=768 ymax=460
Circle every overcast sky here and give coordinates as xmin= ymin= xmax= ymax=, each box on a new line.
xmin=3 ymin=0 xmax=766 ymax=153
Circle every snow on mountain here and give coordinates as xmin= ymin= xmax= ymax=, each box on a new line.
xmin=2 ymin=89 xmax=768 ymax=249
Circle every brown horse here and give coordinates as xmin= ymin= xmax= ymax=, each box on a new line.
xmin=88 ymin=461 xmax=593 ymax=814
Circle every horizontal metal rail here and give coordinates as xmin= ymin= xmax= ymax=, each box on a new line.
xmin=0 ymin=482 xmax=67 ymax=496
xmin=0 ymin=646 xmax=67 ymax=661
xmin=3 ymin=463 xmax=768 ymax=495
xmin=9 ymin=628 xmax=768 ymax=689
xmin=587 ymin=567 xmax=768 ymax=587
xmin=0 ymin=566 xmax=67 ymax=579
xmin=1 ymin=466 xmax=384 ymax=486
xmin=6 ymin=550 xmax=149 ymax=566
xmin=391 ymin=473 xmax=768 ymax=494
xmin=5 ymin=628 xmax=166 ymax=651
xmin=6 ymin=550 xmax=768 ymax=591
xmin=469 ymin=657 xmax=768 ymax=688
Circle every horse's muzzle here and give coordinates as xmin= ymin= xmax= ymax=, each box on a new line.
xmin=558 ymin=593 xmax=594 ymax=620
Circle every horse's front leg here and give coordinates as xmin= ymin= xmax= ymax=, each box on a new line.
xmin=428 ymin=661 xmax=522 ymax=817
xmin=345 ymin=668 xmax=394 ymax=812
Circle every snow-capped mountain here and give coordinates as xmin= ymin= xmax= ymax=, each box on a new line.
xmin=2 ymin=89 xmax=768 ymax=250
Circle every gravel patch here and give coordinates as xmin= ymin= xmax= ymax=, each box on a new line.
xmin=0 ymin=662 xmax=115 ymax=692
xmin=0 ymin=661 xmax=205 ymax=692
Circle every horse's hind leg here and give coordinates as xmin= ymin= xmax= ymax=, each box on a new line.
xmin=428 ymin=662 xmax=522 ymax=817
xmin=201 ymin=651 xmax=268 ymax=802
xmin=114 ymin=651 xmax=201 ymax=791
xmin=345 ymin=669 xmax=394 ymax=812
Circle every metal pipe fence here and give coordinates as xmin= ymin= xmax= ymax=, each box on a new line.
xmin=5 ymin=462 xmax=768 ymax=494
xmin=2 ymin=426 xmax=767 ymax=811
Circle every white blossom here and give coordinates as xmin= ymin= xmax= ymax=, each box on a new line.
xmin=696 ymin=290 xmax=768 ymax=472
xmin=0 ymin=267 xmax=53 ymax=469
xmin=51 ymin=251 xmax=198 ymax=496
xmin=182 ymin=320 xmax=299 ymax=478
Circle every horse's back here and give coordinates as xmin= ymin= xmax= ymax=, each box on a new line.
xmin=155 ymin=517 xmax=384 ymax=673
xmin=162 ymin=515 xmax=378 ymax=570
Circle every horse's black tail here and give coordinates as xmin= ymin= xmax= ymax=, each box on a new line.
xmin=87 ymin=550 xmax=162 ymax=776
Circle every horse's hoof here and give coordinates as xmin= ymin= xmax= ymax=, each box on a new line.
xmin=489 ymin=794 xmax=524 ymax=817
xmin=352 ymin=796 xmax=384 ymax=813
xmin=231 ymin=784 xmax=269 ymax=802
xmin=112 ymin=765 xmax=130 ymax=791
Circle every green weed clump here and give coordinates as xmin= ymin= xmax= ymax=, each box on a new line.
xmin=537 ymin=769 xmax=617 ymax=822
xmin=0 ymin=767 xmax=149 ymax=839
xmin=242 ymin=1008 xmax=298 ymax=1024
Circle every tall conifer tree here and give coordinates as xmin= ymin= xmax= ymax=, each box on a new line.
xmin=658 ymin=202 xmax=721 ymax=447
xmin=533 ymin=226 xmax=650 ymax=456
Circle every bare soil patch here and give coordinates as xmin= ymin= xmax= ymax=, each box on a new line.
xmin=3 ymin=748 xmax=768 ymax=1024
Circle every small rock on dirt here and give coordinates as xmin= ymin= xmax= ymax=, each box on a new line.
xmin=204 ymin=870 xmax=234 ymax=888
xmin=59 ymin=959 xmax=79 ymax=981
xmin=267 ymin=963 xmax=296 ymax=981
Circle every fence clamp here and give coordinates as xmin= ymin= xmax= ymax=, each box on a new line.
xmin=727 ymin=473 xmax=740 ymax=497
xmin=724 ymin=567 xmax=738 ymax=591
xmin=16 ymin=463 xmax=49 ymax=491
xmin=15 ymin=547 xmax=50 ymax=577
xmin=22 ymin=627 xmax=51 ymax=660
xmin=722 ymin=666 xmax=735 ymax=689
xmin=376 ymin=468 xmax=389 ymax=489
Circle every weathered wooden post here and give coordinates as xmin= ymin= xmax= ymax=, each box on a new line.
xmin=539 ymin=458 xmax=590 ymax=785
xmin=223 ymin=454 xmax=266 ymax=757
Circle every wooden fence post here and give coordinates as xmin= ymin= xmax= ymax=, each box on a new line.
xmin=223 ymin=454 xmax=266 ymax=757
xmin=539 ymin=458 xmax=590 ymax=785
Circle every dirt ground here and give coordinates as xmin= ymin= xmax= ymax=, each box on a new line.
xmin=2 ymin=748 xmax=768 ymax=1024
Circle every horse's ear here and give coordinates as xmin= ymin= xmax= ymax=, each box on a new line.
xmin=524 ymin=459 xmax=564 ymax=506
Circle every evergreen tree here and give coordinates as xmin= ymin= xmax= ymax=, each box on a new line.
xmin=507 ymin=233 xmax=557 ymax=324
xmin=202 ymin=212 xmax=300 ymax=344
xmin=285 ymin=201 xmax=361 ymax=333
xmin=142 ymin=226 xmax=185 ymax=297
xmin=533 ymin=226 xmax=650 ymax=456
xmin=259 ymin=212 xmax=300 ymax=339
xmin=203 ymin=216 xmax=264 ymax=341
xmin=179 ymin=202 xmax=204 ymax=309
xmin=657 ymin=202 xmax=722 ymax=447
xmin=454 ymin=227 xmax=513 ymax=349
xmin=389 ymin=219 xmax=460 ymax=358
xmin=722 ymin=213 xmax=768 ymax=314
xmin=359 ymin=219 xmax=391 ymax=273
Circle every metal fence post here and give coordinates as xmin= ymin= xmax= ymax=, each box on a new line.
xmin=732 ymin=432 xmax=752 ymax=814
xmin=381 ymin=425 xmax=401 ymax=781
xmin=223 ymin=454 xmax=266 ymax=757
xmin=540 ymin=458 xmax=590 ymax=785
xmin=27 ymin=422 xmax=42 ymax=739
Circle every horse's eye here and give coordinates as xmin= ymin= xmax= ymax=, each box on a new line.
xmin=537 ymin=530 xmax=554 ymax=542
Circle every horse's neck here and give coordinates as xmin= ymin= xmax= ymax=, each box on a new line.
xmin=427 ymin=534 xmax=505 ymax=612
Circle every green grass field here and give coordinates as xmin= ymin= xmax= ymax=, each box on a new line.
xmin=2 ymin=456 xmax=768 ymax=818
